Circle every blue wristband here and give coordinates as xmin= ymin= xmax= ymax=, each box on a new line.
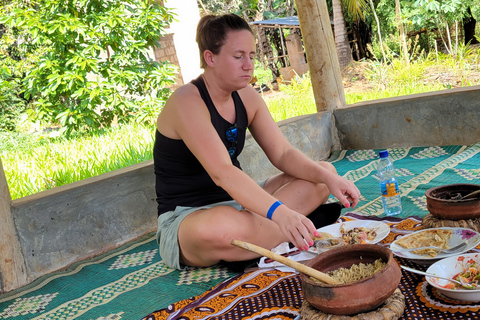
xmin=267 ymin=200 xmax=283 ymax=220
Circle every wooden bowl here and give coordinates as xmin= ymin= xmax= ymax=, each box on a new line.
xmin=425 ymin=184 xmax=480 ymax=220
xmin=300 ymin=244 xmax=401 ymax=315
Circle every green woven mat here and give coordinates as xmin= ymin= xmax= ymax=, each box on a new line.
xmin=1 ymin=143 xmax=479 ymax=319
xmin=0 ymin=233 xmax=236 ymax=319
xmin=328 ymin=143 xmax=480 ymax=219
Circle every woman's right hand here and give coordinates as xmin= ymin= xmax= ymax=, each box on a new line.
xmin=271 ymin=205 xmax=319 ymax=250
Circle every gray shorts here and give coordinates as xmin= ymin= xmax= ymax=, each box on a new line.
xmin=156 ymin=179 xmax=268 ymax=270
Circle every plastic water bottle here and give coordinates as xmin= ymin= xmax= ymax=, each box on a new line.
xmin=377 ymin=150 xmax=402 ymax=216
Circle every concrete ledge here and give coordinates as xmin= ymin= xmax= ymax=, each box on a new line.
xmin=11 ymin=161 xmax=158 ymax=281
xmin=334 ymin=85 xmax=480 ymax=149
xmin=239 ymin=111 xmax=335 ymax=180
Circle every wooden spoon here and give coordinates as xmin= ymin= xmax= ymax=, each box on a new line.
xmin=462 ymin=189 xmax=480 ymax=200
xmin=231 ymin=239 xmax=339 ymax=284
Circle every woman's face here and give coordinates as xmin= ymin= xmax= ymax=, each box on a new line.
xmin=210 ymin=29 xmax=256 ymax=90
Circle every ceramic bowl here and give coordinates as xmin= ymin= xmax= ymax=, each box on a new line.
xmin=300 ymin=244 xmax=401 ymax=315
xmin=426 ymin=253 xmax=480 ymax=301
xmin=425 ymin=184 xmax=480 ymax=220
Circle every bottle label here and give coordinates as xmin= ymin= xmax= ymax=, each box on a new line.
xmin=381 ymin=181 xmax=399 ymax=197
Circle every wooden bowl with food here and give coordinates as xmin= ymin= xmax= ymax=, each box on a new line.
xmin=425 ymin=183 xmax=480 ymax=220
xmin=300 ymin=244 xmax=401 ymax=315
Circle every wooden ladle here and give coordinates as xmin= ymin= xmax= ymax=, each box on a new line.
xmin=462 ymin=189 xmax=480 ymax=200
xmin=231 ymin=239 xmax=339 ymax=284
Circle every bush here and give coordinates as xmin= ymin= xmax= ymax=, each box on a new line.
xmin=0 ymin=71 xmax=27 ymax=131
xmin=0 ymin=0 xmax=178 ymax=135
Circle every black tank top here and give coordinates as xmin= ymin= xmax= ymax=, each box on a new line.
xmin=154 ymin=75 xmax=249 ymax=215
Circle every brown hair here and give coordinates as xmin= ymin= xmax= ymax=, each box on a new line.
xmin=196 ymin=14 xmax=253 ymax=69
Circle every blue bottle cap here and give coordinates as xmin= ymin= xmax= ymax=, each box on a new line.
xmin=379 ymin=150 xmax=389 ymax=158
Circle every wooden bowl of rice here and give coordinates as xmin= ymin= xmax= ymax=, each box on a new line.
xmin=300 ymin=244 xmax=401 ymax=315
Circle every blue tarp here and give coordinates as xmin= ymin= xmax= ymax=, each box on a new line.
xmin=250 ymin=16 xmax=299 ymax=26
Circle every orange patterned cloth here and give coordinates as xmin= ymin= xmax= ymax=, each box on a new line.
xmin=143 ymin=213 xmax=480 ymax=320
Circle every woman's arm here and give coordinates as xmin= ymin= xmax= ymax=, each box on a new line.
xmin=239 ymin=86 xmax=360 ymax=208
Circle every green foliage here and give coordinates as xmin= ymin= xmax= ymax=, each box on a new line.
xmin=267 ymin=72 xmax=316 ymax=121
xmin=364 ymin=60 xmax=391 ymax=90
xmin=4 ymin=48 xmax=480 ymax=199
xmin=253 ymin=60 xmax=274 ymax=85
xmin=0 ymin=25 xmax=38 ymax=131
xmin=0 ymin=0 xmax=177 ymax=135
xmin=278 ymin=72 xmax=314 ymax=97
xmin=0 ymin=65 xmax=27 ymax=131
xmin=1 ymin=124 xmax=155 ymax=199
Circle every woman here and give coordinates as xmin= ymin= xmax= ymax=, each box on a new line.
xmin=154 ymin=13 xmax=360 ymax=270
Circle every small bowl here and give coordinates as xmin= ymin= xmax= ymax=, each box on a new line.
xmin=426 ymin=253 xmax=480 ymax=301
xmin=425 ymin=184 xmax=480 ymax=220
xmin=300 ymin=244 xmax=401 ymax=315
xmin=315 ymin=237 xmax=344 ymax=253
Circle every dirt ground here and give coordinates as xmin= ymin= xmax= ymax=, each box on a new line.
xmin=256 ymin=58 xmax=480 ymax=102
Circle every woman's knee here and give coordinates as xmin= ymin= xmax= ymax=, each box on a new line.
xmin=318 ymin=161 xmax=337 ymax=174
xmin=182 ymin=206 xmax=247 ymax=246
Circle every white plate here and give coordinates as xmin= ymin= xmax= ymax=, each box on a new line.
xmin=316 ymin=220 xmax=390 ymax=244
xmin=390 ymin=227 xmax=480 ymax=265
xmin=426 ymin=253 xmax=480 ymax=301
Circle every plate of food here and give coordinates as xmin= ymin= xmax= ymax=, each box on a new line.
xmin=426 ymin=253 xmax=480 ymax=301
xmin=390 ymin=227 xmax=480 ymax=265
xmin=314 ymin=220 xmax=390 ymax=245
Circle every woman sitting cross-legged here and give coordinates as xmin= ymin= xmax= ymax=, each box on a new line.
xmin=154 ymin=13 xmax=361 ymax=271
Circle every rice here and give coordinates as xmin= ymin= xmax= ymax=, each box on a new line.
xmin=311 ymin=258 xmax=386 ymax=284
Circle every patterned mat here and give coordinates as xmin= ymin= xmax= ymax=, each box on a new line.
xmin=144 ymin=214 xmax=480 ymax=320
xmin=1 ymin=143 xmax=479 ymax=320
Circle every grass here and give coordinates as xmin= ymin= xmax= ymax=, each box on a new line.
xmin=0 ymin=125 xmax=155 ymax=199
xmin=2 ymin=49 xmax=480 ymax=200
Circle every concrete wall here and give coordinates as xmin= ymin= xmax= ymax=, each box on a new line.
xmin=2 ymin=85 xmax=480 ymax=291
xmin=240 ymin=112 xmax=335 ymax=180
xmin=11 ymin=162 xmax=157 ymax=282
xmin=334 ymin=85 xmax=480 ymax=150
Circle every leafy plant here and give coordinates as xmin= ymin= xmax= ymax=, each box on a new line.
xmin=0 ymin=0 xmax=177 ymax=135
xmin=0 ymin=27 xmax=36 ymax=131
xmin=0 ymin=66 xmax=27 ymax=131
xmin=364 ymin=60 xmax=390 ymax=90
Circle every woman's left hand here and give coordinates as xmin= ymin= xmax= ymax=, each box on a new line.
xmin=327 ymin=175 xmax=361 ymax=209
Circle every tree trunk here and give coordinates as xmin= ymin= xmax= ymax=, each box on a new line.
xmin=196 ymin=0 xmax=208 ymax=14
xmin=332 ymin=0 xmax=352 ymax=69
xmin=463 ymin=7 xmax=479 ymax=45
xmin=435 ymin=21 xmax=450 ymax=54
xmin=369 ymin=0 xmax=386 ymax=61
xmin=394 ymin=0 xmax=409 ymax=64
xmin=296 ymin=0 xmax=346 ymax=112
xmin=446 ymin=21 xmax=453 ymax=54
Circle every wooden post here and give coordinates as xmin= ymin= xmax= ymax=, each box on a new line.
xmin=296 ymin=0 xmax=346 ymax=112
xmin=0 ymin=158 xmax=28 ymax=293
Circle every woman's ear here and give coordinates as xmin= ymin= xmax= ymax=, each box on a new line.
xmin=204 ymin=50 xmax=216 ymax=67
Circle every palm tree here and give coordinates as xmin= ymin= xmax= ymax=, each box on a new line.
xmin=332 ymin=0 xmax=368 ymax=69
xmin=332 ymin=0 xmax=352 ymax=69
xmin=394 ymin=0 xmax=409 ymax=64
